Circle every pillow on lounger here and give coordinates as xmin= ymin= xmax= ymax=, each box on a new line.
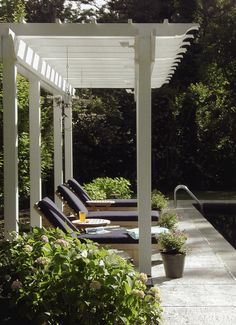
xmin=127 ymin=226 xmax=169 ymax=240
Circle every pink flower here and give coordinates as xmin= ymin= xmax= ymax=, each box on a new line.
xmin=24 ymin=245 xmax=33 ymax=252
xmin=11 ymin=279 xmax=22 ymax=291
xmin=139 ymin=272 xmax=148 ymax=283
xmin=55 ymin=239 xmax=69 ymax=247
xmin=35 ymin=256 xmax=50 ymax=265
xmin=41 ymin=235 xmax=49 ymax=243
xmin=90 ymin=280 xmax=102 ymax=290
xmin=131 ymin=289 xmax=145 ymax=299
xmin=149 ymin=287 xmax=161 ymax=299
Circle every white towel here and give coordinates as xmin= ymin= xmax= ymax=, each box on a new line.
xmin=127 ymin=226 xmax=169 ymax=240
xmin=85 ymin=227 xmax=109 ymax=234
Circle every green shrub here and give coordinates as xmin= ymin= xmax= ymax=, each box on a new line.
xmin=151 ymin=190 xmax=168 ymax=211
xmin=157 ymin=230 xmax=188 ymax=254
xmin=84 ymin=177 xmax=133 ymax=199
xmin=0 ymin=228 xmax=162 ymax=324
xmin=82 ymin=183 xmax=107 ymax=200
xmin=157 ymin=212 xmax=179 ymax=230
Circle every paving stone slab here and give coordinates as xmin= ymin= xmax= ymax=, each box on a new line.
xmin=152 ymin=267 xmax=234 ymax=285
xmin=186 ymin=234 xmax=205 ymax=242
xmin=159 ymin=284 xmax=236 ymax=307
xmin=154 ymin=200 xmax=236 ymax=324
xmin=162 ymin=307 xmax=236 ymax=325
xmin=223 ymin=261 xmax=236 ymax=279
xmin=184 ymin=254 xmax=224 ymax=268
xmin=187 ymin=244 xmax=217 ymax=254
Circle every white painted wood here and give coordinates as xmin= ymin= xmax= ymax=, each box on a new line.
xmin=2 ymin=36 xmax=19 ymax=238
xmin=64 ymin=104 xmax=73 ymax=181
xmin=0 ymin=23 xmax=199 ymax=90
xmin=29 ymin=77 xmax=42 ymax=227
xmin=136 ymin=32 xmax=152 ymax=275
xmin=15 ymin=38 xmax=72 ymax=94
xmin=53 ymin=98 xmax=63 ymax=208
xmin=0 ymin=22 xmax=198 ymax=38
xmin=17 ymin=64 xmax=66 ymax=97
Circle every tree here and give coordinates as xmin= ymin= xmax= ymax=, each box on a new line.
xmin=1 ymin=0 xmax=236 ymax=206
xmin=72 ymin=88 xmax=137 ymax=186
xmin=97 ymin=0 xmax=236 ymax=191
xmin=98 ymin=0 xmax=173 ymax=23
xmin=0 ymin=1 xmax=55 ymax=212
xmin=0 ymin=0 xmax=25 ymax=22
xmin=0 ymin=0 xmax=100 ymax=213
xmin=172 ymin=0 xmax=236 ymax=190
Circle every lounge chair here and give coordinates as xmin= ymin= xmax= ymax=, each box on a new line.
xmin=56 ymin=184 xmax=159 ymax=228
xmin=35 ymin=197 xmax=160 ymax=265
xmin=66 ymin=178 xmax=138 ymax=210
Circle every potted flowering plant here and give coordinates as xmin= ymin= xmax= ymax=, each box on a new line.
xmin=157 ymin=212 xmax=179 ymax=230
xmin=151 ymin=190 xmax=169 ymax=211
xmin=0 ymin=227 xmax=162 ymax=324
xmin=157 ymin=230 xmax=188 ymax=278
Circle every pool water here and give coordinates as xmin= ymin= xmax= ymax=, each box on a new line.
xmin=169 ymin=191 xmax=236 ymax=200
xmin=193 ymin=203 xmax=236 ymax=249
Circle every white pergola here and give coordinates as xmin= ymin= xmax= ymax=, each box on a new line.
xmin=0 ymin=21 xmax=199 ymax=274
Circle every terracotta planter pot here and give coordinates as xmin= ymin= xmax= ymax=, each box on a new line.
xmin=161 ymin=252 xmax=186 ymax=278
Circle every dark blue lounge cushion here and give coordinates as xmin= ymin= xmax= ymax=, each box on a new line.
xmin=78 ymin=229 xmax=158 ymax=244
xmin=37 ymin=197 xmax=78 ymax=233
xmin=67 ymin=178 xmax=138 ymax=207
xmin=37 ymin=197 xmax=158 ymax=245
xmin=88 ymin=210 xmax=159 ymax=222
xmin=67 ymin=178 xmax=91 ymax=202
xmin=58 ymin=184 xmax=89 ymax=214
xmin=57 ymin=185 xmax=159 ymax=222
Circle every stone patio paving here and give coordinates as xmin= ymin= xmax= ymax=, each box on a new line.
xmin=151 ymin=200 xmax=236 ymax=325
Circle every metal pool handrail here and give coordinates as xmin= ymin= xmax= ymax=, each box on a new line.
xmin=174 ymin=184 xmax=201 ymax=208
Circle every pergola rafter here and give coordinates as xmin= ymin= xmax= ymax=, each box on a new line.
xmin=0 ymin=21 xmax=199 ymax=274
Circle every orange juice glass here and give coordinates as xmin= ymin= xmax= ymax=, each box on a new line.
xmin=79 ymin=211 xmax=86 ymax=222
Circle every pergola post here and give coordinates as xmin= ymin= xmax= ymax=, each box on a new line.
xmin=53 ymin=98 xmax=63 ymax=208
xmin=2 ymin=36 xmax=19 ymax=238
xmin=136 ymin=32 xmax=152 ymax=275
xmin=29 ymin=77 xmax=42 ymax=227
xmin=64 ymin=104 xmax=73 ymax=181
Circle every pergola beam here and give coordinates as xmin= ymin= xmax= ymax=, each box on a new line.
xmin=0 ymin=22 xmax=198 ymax=38
xmin=15 ymin=38 xmax=74 ymax=94
xmin=0 ymin=22 xmax=199 ymax=91
xmin=17 ymin=64 xmax=67 ymax=97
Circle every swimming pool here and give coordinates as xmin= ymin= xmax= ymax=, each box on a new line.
xmin=193 ymin=202 xmax=236 ymax=249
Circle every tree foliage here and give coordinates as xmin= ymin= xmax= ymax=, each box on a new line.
xmin=72 ymin=88 xmax=136 ymax=184
xmin=0 ymin=0 xmax=236 ymax=214
xmin=94 ymin=0 xmax=236 ymax=191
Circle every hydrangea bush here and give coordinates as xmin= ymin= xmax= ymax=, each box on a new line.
xmin=0 ymin=228 xmax=162 ymax=324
